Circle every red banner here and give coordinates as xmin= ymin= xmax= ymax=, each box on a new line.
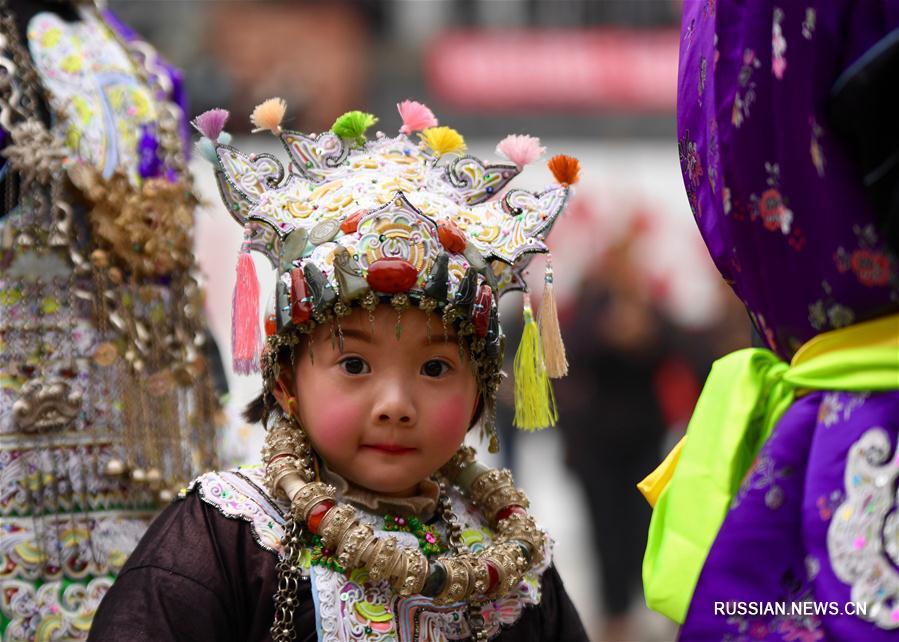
xmin=425 ymin=29 xmax=679 ymax=112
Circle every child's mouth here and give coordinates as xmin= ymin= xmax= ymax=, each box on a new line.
xmin=362 ymin=444 xmax=417 ymax=455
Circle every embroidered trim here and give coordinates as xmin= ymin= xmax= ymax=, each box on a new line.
xmin=186 ymin=466 xmax=289 ymax=559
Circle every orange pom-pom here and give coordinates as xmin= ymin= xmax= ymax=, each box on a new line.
xmin=547 ymin=154 xmax=581 ymax=187
xmin=250 ymin=97 xmax=287 ymax=135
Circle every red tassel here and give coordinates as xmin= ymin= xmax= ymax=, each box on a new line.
xmin=232 ymin=240 xmax=262 ymax=375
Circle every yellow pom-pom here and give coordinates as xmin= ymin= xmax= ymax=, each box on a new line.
xmin=420 ymin=126 xmax=466 ymax=156
xmin=250 ymin=97 xmax=287 ymax=135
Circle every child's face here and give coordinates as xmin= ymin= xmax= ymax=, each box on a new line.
xmin=292 ymin=305 xmax=479 ymax=497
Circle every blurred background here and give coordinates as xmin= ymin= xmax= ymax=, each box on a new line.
xmin=109 ymin=1 xmax=752 ymax=639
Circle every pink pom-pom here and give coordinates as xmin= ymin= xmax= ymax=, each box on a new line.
xmin=192 ymin=108 xmax=230 ymax=141
xmin=397 ymin=99 xmax=438 ymax=135
xmin=496 ymin=134 xmax=546 ymax=170
xmin=231 ymin=247 xmax=262 ymax=375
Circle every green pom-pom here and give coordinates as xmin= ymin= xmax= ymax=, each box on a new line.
xmin=331 ymin=110 xmax=378 ymax=146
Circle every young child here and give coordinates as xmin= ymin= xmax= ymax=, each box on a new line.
xmin=88 ymin=100 xmax=589 ymax=641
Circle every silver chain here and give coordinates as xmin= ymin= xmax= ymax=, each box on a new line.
xmin=437 ymin=479 xmax=489 ymax=641
xmin=271 ymin=517 xmax=305 ymax=642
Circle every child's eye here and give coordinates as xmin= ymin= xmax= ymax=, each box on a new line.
xmin=339 ymin=357 xmax=370 ymax=375
xmin=421 ymin=359 xmax=451 ymax=378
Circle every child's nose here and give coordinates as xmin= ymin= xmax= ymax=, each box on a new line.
xmin=372 ymin=383 xmax=417 ymax=426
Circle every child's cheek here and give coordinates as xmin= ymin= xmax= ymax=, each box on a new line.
xmin=307 ymin=398 xmax=366 ymax=450
xmin=428 ymin=392 xmax=473 ymax=441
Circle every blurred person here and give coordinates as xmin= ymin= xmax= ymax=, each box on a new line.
xmin=558 ymin=237 xmax=688 ymax=641
xmin=89 ymin=101 xmax=589 ymax=641
xmin=0 ymin=1 xmax=225 ymax=638
xmin=641 ymin=2 xmax=899 ymax=640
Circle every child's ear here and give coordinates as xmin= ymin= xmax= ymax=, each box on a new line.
xmin=271 ymin=370 xmax=297 ymax=417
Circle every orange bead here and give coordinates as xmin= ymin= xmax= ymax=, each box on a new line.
xmin=307 ymin=500 xmax=335 ymax=534
xmin=264 ymin=314 xmax=277 ymax=336
xmin=340 ymin=210 xmax=366 ymax=234
xmin=437 ymin=220 xmax=467 ymax=253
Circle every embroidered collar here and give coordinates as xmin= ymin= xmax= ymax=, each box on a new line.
xmin=320 ymin=463 xmax=440 ymax=521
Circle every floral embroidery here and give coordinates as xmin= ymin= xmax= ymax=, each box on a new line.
xmin=698 ymin=55 xmax=707 ymax=103
xmin=187 ymin=466 xmax=289 ymax=558
xmin=817 ymin=394 xmax=843 ymax=427
xmin=809 ymin=117 xmax=825 ymax=177
xmin=732 ymin=49 xmax=761 ymax=127
xmin=707 ymin=118 xmax=719 ymax=193
xmin=684 ymin=19 xmax=696 ymax=51
xmin=828 ymin=428 xmax=899 ymax=630
xmin=751 ymin=163 xmax=794 ymax=235
xmin=771 ymin=7 xmax=787 ymax=79
xmin=815 ymin=490 xmax=843 ymax=521
xmin=834 ymin=225 xmax=897 ymax=288
xmin=758 ymin=188 xmax=793 ymax=234
xmin=817 ymin=392 xmax=869 ymax=428
xmin=732 ymin=451 xmax=793 ymax=510
xmin=802 ymin=8 xmax=816 ymax=40
xmin=0 ymin=577 xmax=113 ymax=641
xmin=679 ymin=130 xmax=703 ymax=218
xmin=27 ymin=11 xmax=159 ymax=185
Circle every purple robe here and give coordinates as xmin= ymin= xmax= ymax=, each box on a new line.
xmin=673 ymin=1 xmax=899 ymax=639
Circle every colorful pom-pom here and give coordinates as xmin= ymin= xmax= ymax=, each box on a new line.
xmin=397 ymin=100 xmax=438 ymax=135
xmin=420 ymin=126 xmax=466 ymax=156
xmin=331 ymin=110 xmax=378 ymax=146
xmin=547 ymin=154 xmax=581 ymax=187
xmin=195 ymin=138 xmax=219 ymax=164
xmin=192 ymin=108 xmax=230 ymax=141
xmin=496 ymin=134 xmax=545 ymax=170
xmin=251 ymin=97 xmax=287 ymax=135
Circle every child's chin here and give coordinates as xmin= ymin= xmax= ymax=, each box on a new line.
xmin=355 ymin=470 xmax=421 ymax=496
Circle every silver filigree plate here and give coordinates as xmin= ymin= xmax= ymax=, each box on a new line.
xmin=827 ymin=427 xmax=899 ymax=629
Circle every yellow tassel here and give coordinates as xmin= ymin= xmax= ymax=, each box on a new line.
xmin=420 ymin=126 xmax=466 ymax=156
xmin=513 ymin=295 xmax=558 ymax=430
xmin=251 ymin=97 xmax=287 ymax=135
xmin=539 ymin=259 xmax=568 ymax=378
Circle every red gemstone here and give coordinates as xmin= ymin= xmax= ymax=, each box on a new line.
xmin=341 ymin=210 xmax=366 ymax=234
xmin=495 ymin=505 xmax=526 ymax=522
xmin=485 ymin=561 xmax=500 ymax=594
xmin=264 ymin=314 xmax=277 ymax=336
xmin=472 ymin=284 xmax=493 ymax=337
xmin=366 ymin=258 xmax=418 ymax=293
xmin=307 ymin=500 xmax=335 ymax=534
xmin=290 ymin=268 xmax=313 ymax=324
xmin=437 ymin=220 xmax=467 ymax=253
